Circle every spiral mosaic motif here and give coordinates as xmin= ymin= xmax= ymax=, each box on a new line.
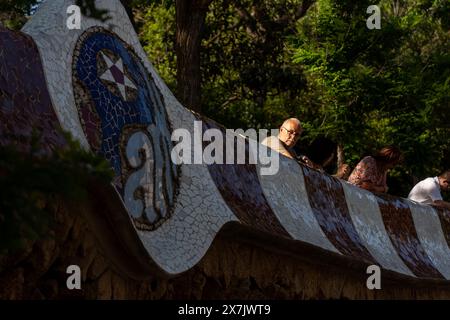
xmin=72 ymin=27 xmax=178 ymax=230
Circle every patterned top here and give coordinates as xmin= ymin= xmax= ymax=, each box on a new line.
xmin=348 ymin=156 xmax=387 ymax=189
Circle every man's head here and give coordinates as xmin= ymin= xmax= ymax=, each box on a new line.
xmin=278 ymin=118 xmax=303 ymax=147
xmin=438 ymin=170 xmax=450 ymax=191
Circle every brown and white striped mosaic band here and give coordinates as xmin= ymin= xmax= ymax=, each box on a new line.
xmin=1 ymin=0 xmax=449 ymax=281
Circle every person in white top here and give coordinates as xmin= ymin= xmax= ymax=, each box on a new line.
xmin=408 ymin=170 xmax=450 ymax=209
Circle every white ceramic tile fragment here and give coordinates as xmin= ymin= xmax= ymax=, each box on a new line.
xmin=409 ymin=202 xmax=450 ymax=279
xmin=341 ymin=181 xmax=415 ymax=276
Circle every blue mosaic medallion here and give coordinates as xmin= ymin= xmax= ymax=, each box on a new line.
xmin=72 ymin=27 xmax=178 ymax=230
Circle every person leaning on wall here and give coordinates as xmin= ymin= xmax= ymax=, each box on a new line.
xmin=261 ymin=118 xmax=317 ymax=169
xmin=347 ymin=145 xmax=403 ymax=193
xmin=408 ymin=170 xmax=450 ymax=210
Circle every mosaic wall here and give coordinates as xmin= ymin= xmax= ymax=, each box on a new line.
xmin=22 ymin=0 xmax=237 ymax=275
xmin=0 ymin=27 xmax=66 ymax=153
xmin=0 ymin=0 xmax=448 ymax=282
xmin=72 ymin=26 xmax=177 ymax=230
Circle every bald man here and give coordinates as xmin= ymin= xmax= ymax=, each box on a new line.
xmin=261 ymin=118 xmax=317 ymax=168
xmin=261 ymin=118 xmax=302 ymax=159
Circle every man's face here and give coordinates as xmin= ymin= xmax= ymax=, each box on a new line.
xmin=279 ymin=121 xmax=302 ymax=147
xmin=440 ymin=177 xmax=450 ymax=191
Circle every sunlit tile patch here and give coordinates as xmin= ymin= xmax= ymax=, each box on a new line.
xmin=202 ymin=119 xmax=290 ymax=237
xmin=435 ymin=207 xmax=450 ymax=250
xmin=257 ymin=155 xmax=340 ymax=253
xmin=302 ymin=167 xmax=376 ymax=264
xmin=409 ymin=202 xmax=450 ymax=279
xmin=341 ymin=182 xmax=414 ymax=276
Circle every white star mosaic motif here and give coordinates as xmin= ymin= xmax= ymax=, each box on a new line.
xmin=99 ymin=51 xmax=137 ymax=100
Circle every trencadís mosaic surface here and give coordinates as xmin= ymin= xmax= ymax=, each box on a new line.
xmin=1 ymin=0 xmax=449 ymax=281
xmin=72 ymin=27 xmax=177 ymax=230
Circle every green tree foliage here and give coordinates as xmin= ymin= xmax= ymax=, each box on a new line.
xmin=200 ymin=0 xmax=316 ymax=129
xmin=0 ymin=0 xmax=37 ymax=29
xmin=140 ymin=0 xmax=449 ymax=196
xmin=140 ymin=0 xmax=313 ymax=128
xmin=139 ymin=1 xmax=177 ymax=90
xmin=291 ymin=0 xmax=450 ymax=195
xmin=2 ymin=0 xmax=448 ymax=197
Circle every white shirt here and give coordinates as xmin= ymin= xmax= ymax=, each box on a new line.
xmin=408 ymin=177 xmax=443 ymax=205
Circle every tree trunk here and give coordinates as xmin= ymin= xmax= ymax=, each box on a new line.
xmin=337 ymin=143 xmax=345 ymax=168
xmin=175 ymin=0 xmax=211 ymax=112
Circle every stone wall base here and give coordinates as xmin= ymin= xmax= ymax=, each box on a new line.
xmin=1 ymin=198 xmax=449 ymax=300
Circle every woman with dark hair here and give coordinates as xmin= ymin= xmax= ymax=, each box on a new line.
xmin=348 ymin=146 xmax=403 ymax=193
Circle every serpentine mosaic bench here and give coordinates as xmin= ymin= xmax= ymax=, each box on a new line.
xmin=1 ymin=0 xmax=450 ymax=283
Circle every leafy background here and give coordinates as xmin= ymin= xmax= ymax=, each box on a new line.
xmin=1 ymin=0 xmax=449 ymax=201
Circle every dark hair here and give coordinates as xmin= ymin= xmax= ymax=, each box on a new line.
xmin=305 ymin=137 xmax=337 ymax=166
xmin=439 ymin=170 xmax=450 ymax=180
xmin=373 ymin=145 xmax=403 ymax=165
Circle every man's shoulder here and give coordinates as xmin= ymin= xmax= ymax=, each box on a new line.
xmin=419 ymin=177 xmax=437 ymax=185
xmin=261 ymin=135 xmax=281 ymax=147
xmin=260 ymin=135 xmax=294 ymax=159
xmin=414 ymin=177 xmax=438 ymax=190
xmin=261 ymin=135 xmax=278 ymax=143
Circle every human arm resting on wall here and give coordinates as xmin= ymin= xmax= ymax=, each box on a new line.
xmin=425 ymin=182 xmax=449 ymax=208
xmin=433 ymin=200 xmax=450 ymax=210
xmin=358 ymin=181 xmax=387 ymax=193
